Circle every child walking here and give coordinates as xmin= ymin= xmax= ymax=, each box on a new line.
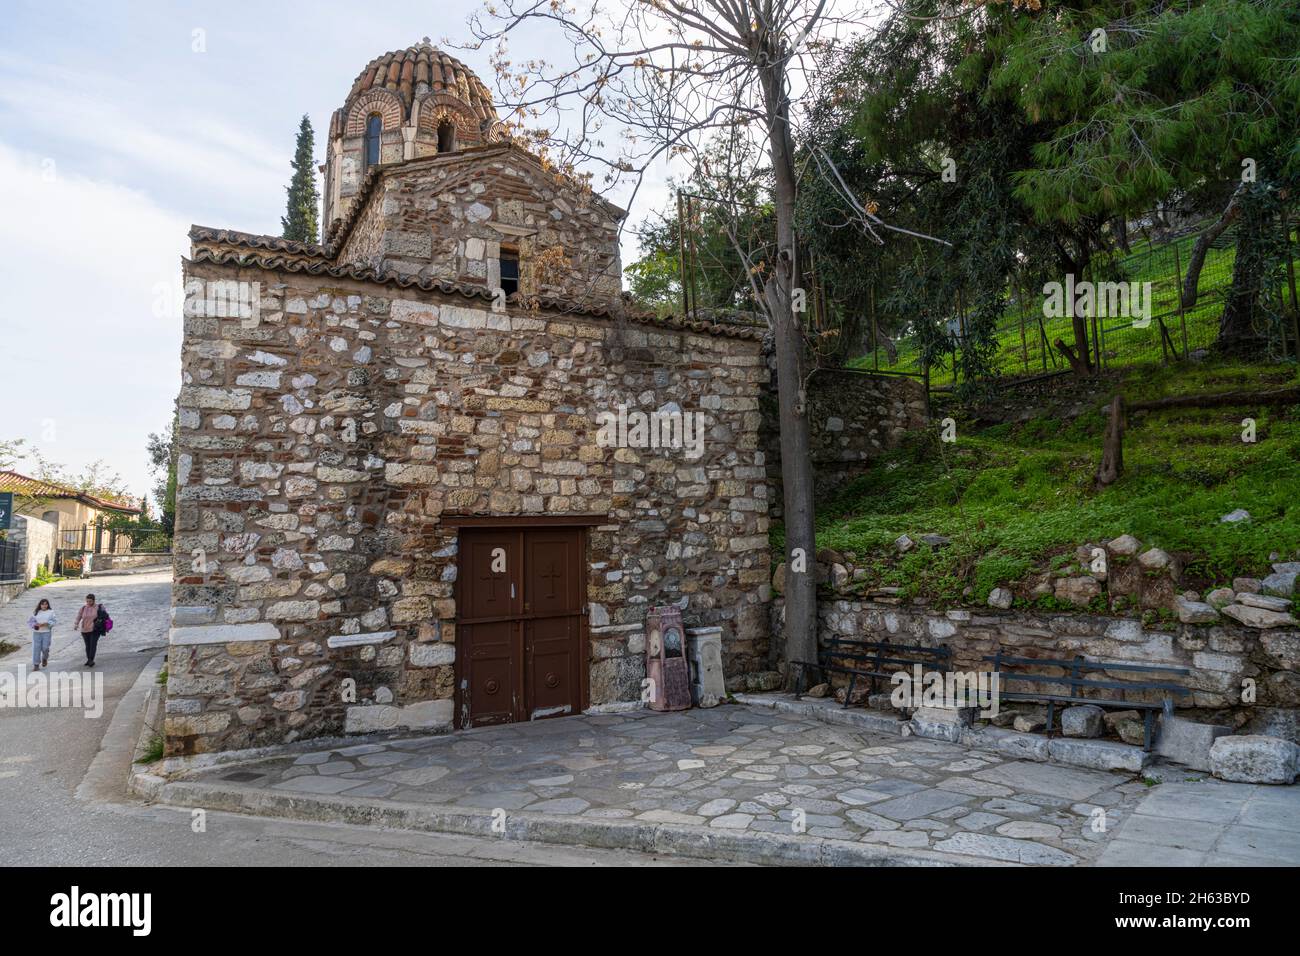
xmin=27 ymin=598 xmax=56 ymax=670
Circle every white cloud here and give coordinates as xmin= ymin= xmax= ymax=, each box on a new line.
xmin=0 ymin=54 xmax=286 ymax=217
xmin=0 ymin=141 xmax=187 ymax=497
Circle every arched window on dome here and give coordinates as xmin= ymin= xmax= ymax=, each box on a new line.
xmin=437 ymin=121 xmax=456 ymax=154
xmin=365 ymin=114 xmax=382 ymax=167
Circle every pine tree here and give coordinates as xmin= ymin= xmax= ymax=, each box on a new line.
xmin=281 ymin=114 xmax=321 ymax=244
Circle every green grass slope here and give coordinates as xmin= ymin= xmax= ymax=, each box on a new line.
xmin=783 ymin=359 xmax=1300 ymax=609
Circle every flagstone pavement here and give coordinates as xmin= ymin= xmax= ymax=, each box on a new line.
xmin=181 ymin=705 xmax=1185 ymax=865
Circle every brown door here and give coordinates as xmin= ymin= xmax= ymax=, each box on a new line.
xmin=457 ymin=527 xmax=586 ymax=728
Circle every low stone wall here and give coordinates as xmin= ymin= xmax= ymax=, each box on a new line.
xmin=5 ymin=514 xmax=57 ymax=586
xmin=0 ymin=580 xmax=23 ymax=610
xmin=91 ymin=552 xmax=173 ymax=573
xmin=762 ymin=367 xmax=927 ymax=505
xmin=773 ymin=597 xmax=1300 ymax=743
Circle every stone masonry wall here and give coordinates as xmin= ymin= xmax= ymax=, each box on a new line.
xmin=762 ymin=367 xmax=928 ymax=506
xmin=337 ymin=148 xmax=622 ymax=309
xmin=772 ymin=597 xmax=1300 ymax=742
xmin=6 ymin=513 xmax=57 ymax=585
xmin=168 ymin=258 xmax=770 ymax=756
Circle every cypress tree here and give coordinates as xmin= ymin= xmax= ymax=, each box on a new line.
xmin=281 ymin=114 xmax=321 ymax=244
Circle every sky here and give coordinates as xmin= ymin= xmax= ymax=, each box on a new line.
xmin=0 ymin=0 xmax=679 ymax=505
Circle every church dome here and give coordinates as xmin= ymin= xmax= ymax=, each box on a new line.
xmin=345 ymin=39 xmax=499 ymax=124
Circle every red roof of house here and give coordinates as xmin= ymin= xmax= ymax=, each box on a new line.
xmin=0 ymin=471 xmax=141 ymax=514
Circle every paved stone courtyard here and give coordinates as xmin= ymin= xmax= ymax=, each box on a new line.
xmin=184 ymin=705 xmax=1171 ymax=865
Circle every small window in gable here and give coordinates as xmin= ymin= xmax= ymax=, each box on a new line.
xmin=365 ymin=114 xmax=382 ymax=166
xmin=499 ymin=248 xmax=520 ymax=297
xmin=438 ymin=121 xmax=457 ymax=153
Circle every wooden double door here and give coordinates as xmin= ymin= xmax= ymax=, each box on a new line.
xmin=456 ymin=527 xmax=588 ymax=728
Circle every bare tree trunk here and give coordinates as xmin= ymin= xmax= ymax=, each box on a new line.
xmin=1219 ymin=234 xmax=1265 ymax=354
xmin=1053 ymin=241 xmax=1093 ymax=377
xmin=1113 ymin=216 xmax=1131 ymax=255
xmin=875 ymin=326 xmax=898 ymax=363
xmin=1096 ymin=395 xmax=1125 ymax=486
xmin=1055 ymin=337 xmax=1091 ymax=376
xmin=1182 ymin=188 xmax=1241 ymax=309
xmin=760 ymin=53 xmax=818 ymax=685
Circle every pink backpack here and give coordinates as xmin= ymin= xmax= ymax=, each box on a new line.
xmin=96 ymin=604 xmax=113 ymax=634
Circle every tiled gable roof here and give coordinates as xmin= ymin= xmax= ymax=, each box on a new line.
xmin=0 ymin=471 xmax=141 ymax=513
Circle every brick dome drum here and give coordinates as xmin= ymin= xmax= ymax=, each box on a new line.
xmin=323 ymin=40 xmax=503 ymax=228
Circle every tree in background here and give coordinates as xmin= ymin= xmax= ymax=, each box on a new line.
xmin=462 ymin=0 xmax=921 ymax=678
xmin=31 ymin=455 xmax=134 ymax=506
xmin=0 ymin=438 xmax=26 ymax=472
xmin=281 ymin=114 xmax=321 ymax=244
xmin=798 ymin=0 xmax=1298 ymax=379
xmin=147 ymin=412 xmax=178 ymax=535
xmin=797 ymin=5 xmax=1067 ymax=389
xmin=988 ymin=0 xmax=1300 ymax=355
xmin=626 ymin=134 xmax=774 ymax=319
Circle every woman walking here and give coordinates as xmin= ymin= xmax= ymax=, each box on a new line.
xmin=27 ymin=598 xmax=56 ymax=670
xmin=73 ymin=593 xmax=102 ymax=667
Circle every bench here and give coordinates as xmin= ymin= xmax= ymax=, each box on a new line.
xmin=793 ymin=638 xmax=953 ymax=710
xmin=984 ymin=651 xmax=1190 ymax=751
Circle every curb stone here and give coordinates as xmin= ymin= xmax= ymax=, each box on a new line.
xmin=76 ymin=651 xmax=167 ymax=805
xmin=134 ymin=778 xmax=1010 ymax=868
xmin=740 ymin=693 xmax=1150 ymax=773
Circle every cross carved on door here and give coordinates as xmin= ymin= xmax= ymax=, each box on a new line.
xmin=539 ymin=560 xmax=562 ymax=599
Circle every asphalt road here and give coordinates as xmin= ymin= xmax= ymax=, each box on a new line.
xmin=0 ymin=570 xmax=702 ymax=867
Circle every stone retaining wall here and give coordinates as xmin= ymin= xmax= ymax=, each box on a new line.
xmin=5 ymin=513 xmax=57 ymax=586
xmin=0 ymin=580 xmax=23 ymax=610
xmin=762 ymin=367 xmax=927 ymax=505
xmin=773 ymin=597 xmax=1300 ymax=743
xmin=92 ymin=552 xmax=173 ymax=573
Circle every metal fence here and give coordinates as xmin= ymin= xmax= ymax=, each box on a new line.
xmin=58 ymin=523 xmax=172 ymax=555
xmin=0 ymin=539 xmax=20 ymax=581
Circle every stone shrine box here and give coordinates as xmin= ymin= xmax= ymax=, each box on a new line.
xmin=646 ymin=606 xmax=692 ymax=711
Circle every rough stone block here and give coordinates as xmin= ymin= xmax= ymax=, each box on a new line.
xmin=409 ymin=642 xmax=455 ymax=667
xmin=398 ymin=699 xmax=454 ymax=731
xmin=1173 ymin=596 xmax=1218 ymax=624
xmin=1047 ymin=737 xmax=1148 ymax=772
xmin=1261 ymin=571 xmax=1298 ymax=598
xmin=961 ymin=726 xmax=1049 ymax=761
xmin=171 ymin=605 xmax=217 ymax=626
xmin=169 ymin=622 xmax=280 ymax=645
xmin=1209 ymin=735 xmax=1299 ymax=784
xmin=908 ymin=705 xmax=975 ymax=742
xmin=1060 ymin=704 xmax=1104 ymax=738
xmin=344 ymin=704 xmax=400 ymax=734
xmin=1221 ymin=603 xmax=1297 ymax=629
xmin=1013 ymin=714 xmax=1046 ymax=733
xmin=1154 ymin=715 xmax=1232 ymax=771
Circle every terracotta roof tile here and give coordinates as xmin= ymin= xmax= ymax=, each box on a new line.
xmin=0 ymin=471 xmax=141 ymax=513
xmin=347 ymin=41 xmax=498 ymax=123
xmin=185 ymin=246 xmax=763 ymax=340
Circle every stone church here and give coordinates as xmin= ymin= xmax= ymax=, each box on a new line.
xmin=167 ymin=42 xmax=774 ymax=756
